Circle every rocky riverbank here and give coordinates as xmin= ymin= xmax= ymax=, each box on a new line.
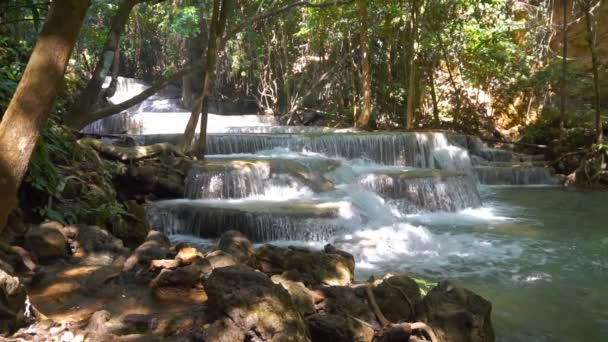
xmin=1 ymin=220 xmax=494 ymax=342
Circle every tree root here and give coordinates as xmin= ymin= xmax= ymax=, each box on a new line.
xmin=78 ymin=138 xmax=185 ymax=162
xmin=364 ymin=281 xmax=438 ymax=342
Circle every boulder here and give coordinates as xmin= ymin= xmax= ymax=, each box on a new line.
xmin=203 ymin=265 xmax=310 ymax=341
xmin=175 ymin=246 xmax=203 ymax=265
xmin=218 ymin=230 xmax=254 ymax=263
xmin=63 ymin=225 xmax=126 ymax=259
xmin=306 ymin=314 xmax=374 ymax=342
xmin=255 ymin=245 xmax=353 ymax=286
xmin=416 ymin=281 xmax=494 ymax=342
xmin=373 ymin=274 xmax=421 ymax=322
xmin=123 ymin=231 xmax=171 ymax=272
xmin=0 ymin=267 xmax=27 ymax=334
xmin=25 ymin=221 xmax=69 ymax=261
xmin=317 ymin=286 xmax=376 ymax=325
xmin=206 ymin=250 xmax=238 ymax=270
xmin=271 ymin=274 xmax=316 ymax=315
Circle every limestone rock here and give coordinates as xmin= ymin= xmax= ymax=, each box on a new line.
xmin=0 ymin=267 xmax=27 ymax=334
xmin=373 ymin=274 xmax=421 ymax=322
xmin=306 ymin=314 xmax=374 ymax=342
xmin=203 ymin=265 xmax=310 ymax=341
xmin=271 ymin=274 xmax=316 ymax=315
xmin=175 ymin=246 xmax=203 ymax=265
xmin=123 ymin=231 xmax=171 ymax=272
xmin=317 ymin=286 xmax=376 ymax=325
xmin=206 ymin=250 xmax=238 ymax=269
xmin=416 ymin=281 xmax=494 ymax=342
xmin=25 ymin=221 xmax=69 ymax=261
xmin=63 ymin=225 xmax=126 ymax=260
xmin=218 ymin=230 xmax=254 ymax=263
xmin=255 ymin=245 xmax=353 ymax=286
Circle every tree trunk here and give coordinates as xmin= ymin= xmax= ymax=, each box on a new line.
xmin=0 ymin=0 xmax=90 ymax=231
xmin=356 ymin=0 xmax=373 ymax=129
xmin=179 ymin=0 xmax=232 ymax=154
xmin=194 ymin=0 xmax=232 ymax=155
xmin=429 ymin=61 xmax=439 ymax=125
xmin=405 ymin=0 xmax=419 ymax=129
xmin=65 ymin=0 xmax=142 ymax=128
xmin=583 ymin=2 xmax=602 ymax=144
xmin=560 ymin=0 xmax=568 ymax=130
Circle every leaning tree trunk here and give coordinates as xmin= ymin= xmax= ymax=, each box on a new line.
xmin=0 ymin=0 xmax=90 ymax=231
xmin=356 ymin=0 xmax=373 ymax=129
xmin=65 ymin=0 xmax=143 ymax=129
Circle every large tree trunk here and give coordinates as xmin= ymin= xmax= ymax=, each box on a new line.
xmin=0 ymin=0 xmax=90 ymax=231
xmin=356 ymin=0 xmax=373 ymax=129
xmin=583 ymin=2 xmax=602 ymax=145
xmin=405 ymin=0 xmax=419 ymax=129
xmin=64 ymin=0 xmax=142 ymax=128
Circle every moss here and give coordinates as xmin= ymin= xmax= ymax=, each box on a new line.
xmin=376 ymin=169 xmax=466 ymax=180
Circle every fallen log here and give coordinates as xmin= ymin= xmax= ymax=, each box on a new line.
xmin=78 ymin=138 xmax=185 ymax=162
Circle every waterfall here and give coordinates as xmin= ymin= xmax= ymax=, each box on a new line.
xmin=146 ymin=199 xmax=354 ymax=241
xmin=206 ymin=132 xmax=473 ymax=169
xmin=359 ymin=170 xmax=482 ymax=213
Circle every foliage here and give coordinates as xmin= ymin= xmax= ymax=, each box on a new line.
xmin=0 ymin=37 xmax=31 ymax=115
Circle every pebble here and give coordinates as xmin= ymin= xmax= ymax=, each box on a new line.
xmin=49 ymin=326 xmax=64 ymax=334
xmin=61 ymin=331 xmax=74 ymax=342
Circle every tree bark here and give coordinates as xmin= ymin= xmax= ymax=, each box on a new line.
xmin=65 ymin=0 xmax=144 ymax=127
xmin=583 ymin=2 xmax=602 ymax=144
xmin=429 ymin=60 xmax=439 ymax=125
xmin=405 ymin=0 xmax=419 ymax=129
xmin=0 ymin=0 xmax=90 ymax=231
xmin=356 ymin=0 xmax=373 ymax=129
xmin=560 ymin=0 xmax=568 ymax=130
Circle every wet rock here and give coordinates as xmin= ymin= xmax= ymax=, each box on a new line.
xmin=218 ymin=230 xmax=254 ymax=263
xmin=175 ymin=246 xmax=203 ymax=265
xmin=206 ymin=250 xmax=238 ymax=269
xmin=0 ymin=267 xmax=27 ymax=334
xmin=373 ymin=274 xmax=421 ymax=322
xmin=25 ymin=221 xmax=69 ymax=261
xmin=416 ymin=281 xmax=494 ymax=342
xmin=255 ymin=245 xmax=354 ymax=286
xmin=271 ymin=274 xmax=316 ymax=315
xmin=123 ymin=231 xmax=171 ymax=272
xmin=306 ymin=314 xmax=374 ymax=342
xmin=203 ymin=265 xmax=310 ymax=341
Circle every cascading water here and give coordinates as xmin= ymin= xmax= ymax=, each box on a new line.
xmin=84 ymin=79 xmax=608 ymax=341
